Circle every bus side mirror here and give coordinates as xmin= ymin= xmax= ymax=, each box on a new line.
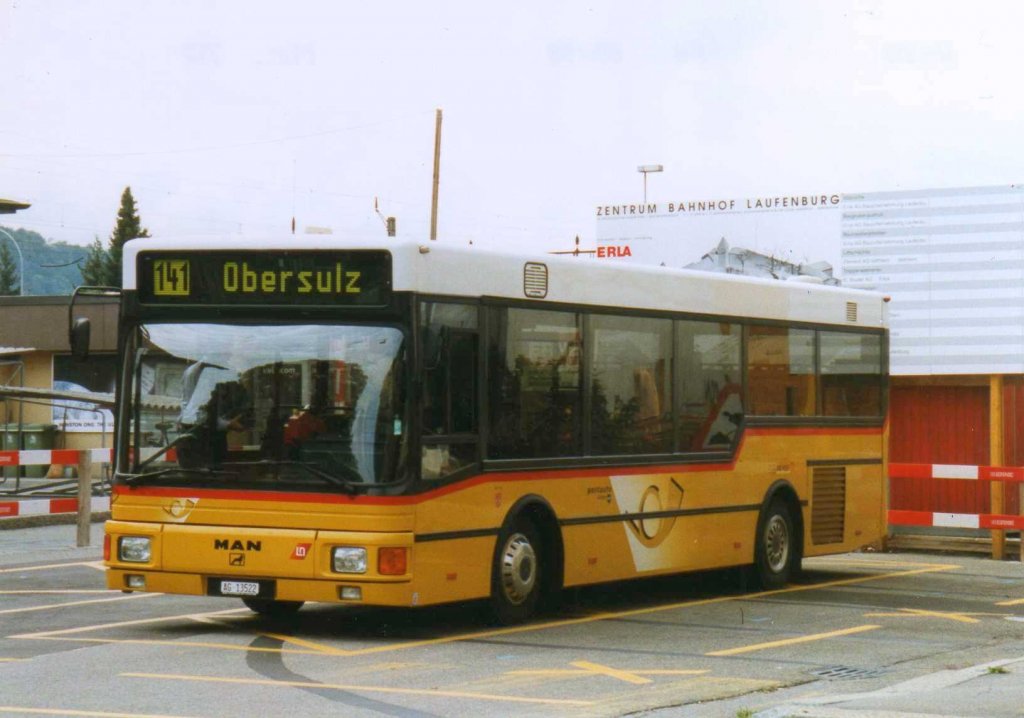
xmin=70 ymin=317 xmax=91 ymax=361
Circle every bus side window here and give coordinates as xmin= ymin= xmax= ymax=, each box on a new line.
xmin=420 ymin=302 xmax=479 ymax=480
xmin=676 ymin=320 xmax=742 ymax=450
xmin=746 ymin=325 xmax=816 ymax=417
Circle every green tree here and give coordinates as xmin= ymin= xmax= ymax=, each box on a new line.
xmin=102 ymin=186 xmax=150 ymax=287
xmin=80 ymin=236 xmax=107 ymax=286
xmin=0 ymin=240 xmax=19 ymax=295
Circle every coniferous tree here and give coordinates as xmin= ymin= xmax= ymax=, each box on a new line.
xmin=0 ymin=241 xmax=19 ymax=295
xmin=80 ymin=237 xmax=108 ymax=286
xmin=102 ymin=186 xmax=150 ymax=287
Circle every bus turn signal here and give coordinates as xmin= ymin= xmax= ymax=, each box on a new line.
xmin=378 ymin=547 xmax=407 ymax=575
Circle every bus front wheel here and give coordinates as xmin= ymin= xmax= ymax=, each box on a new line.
xmin=491 ymin=517 xmax=542 ymax=625
xmin=242 ymin=598 xmax=304 ymax=617
xmin=753 ymin=498 xmax=796 ymax=590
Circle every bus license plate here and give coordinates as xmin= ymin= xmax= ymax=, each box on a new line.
xmin=220 ymin=580 xmax=260 ymax=596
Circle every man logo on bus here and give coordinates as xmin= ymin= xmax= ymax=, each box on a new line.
xmin=626 ymin=478 xmax=684 ymax=549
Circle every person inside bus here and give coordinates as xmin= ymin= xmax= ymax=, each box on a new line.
xmin=283 ymin=405 xmax=327 ymax=458
xmin=177 ymin=361 xmax=249 ymax=468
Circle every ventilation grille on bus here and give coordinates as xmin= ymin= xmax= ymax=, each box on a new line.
xmin=846 ymin=302 xmax=858 ymax=322
xmin=812 ymin=466 xmax=846 ymax=545
xmin=523 ymin=262 xmax=548 ymax=298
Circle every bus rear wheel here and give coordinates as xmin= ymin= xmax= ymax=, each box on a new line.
xmin=242 ymin=598 xmax=304 ymax=617
xmin=753 ymin=498 xmax=796 ymax=590
xmin=491 ymin=517 xmax=542 ymax=625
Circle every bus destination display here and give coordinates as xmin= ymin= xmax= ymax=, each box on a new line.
xmin=137 ymin=251 xmax=392 ymax=306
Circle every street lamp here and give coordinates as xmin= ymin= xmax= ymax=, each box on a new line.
xmin=0 ymin=227 xmax=25 ymax=296
xmin=637 ymin=164 xmax=663 ymax=204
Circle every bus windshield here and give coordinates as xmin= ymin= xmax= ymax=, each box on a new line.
xmin=121 ymin=322 xmax=409 ymax=493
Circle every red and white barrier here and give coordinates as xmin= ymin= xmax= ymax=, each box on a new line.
xmin=0 ymin=448 xmax=112 ymax=467
xmin=888 ymin=462 xmax=1024 ymax=532
xmin=0 ymin=496 xmax=110 ymax=519
xmin=888 ymin=509 xmax=1024 ymax=531
xmin=889 ymin=463 xmax=1024 ymax=483
xmin=0 ymin=447 xmax=113 ymax=520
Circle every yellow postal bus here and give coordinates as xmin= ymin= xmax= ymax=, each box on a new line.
xmin=93 ymin=237 xmax=887 ymax=622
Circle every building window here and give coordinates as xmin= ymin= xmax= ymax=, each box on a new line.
xmin=52 ymin=354 xmax=117 ymax=432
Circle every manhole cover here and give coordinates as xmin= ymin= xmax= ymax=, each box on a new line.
xmin=811 ymin=665 xmax=887 ymax=680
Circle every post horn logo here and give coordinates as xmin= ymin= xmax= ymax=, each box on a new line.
xmin=163 ymin=498 xmax=198 ymax=522
xmin=626 ymin=478 xmax=684 ymax=548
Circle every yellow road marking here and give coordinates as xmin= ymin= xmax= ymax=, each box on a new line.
xmin=0 ymin=707 xmax=202 ymax=718
xmin=121 ymin=672 xmax=594 ymax=707
xmin=12 ymin=561 xmax=957 ymax=658
xmin=569 ymin=660 xmax=651 ymax=685
xmin=261 ymin=632 xmax=347 ymax=655
xmin=0 ymin=593 xmax=160 ymax=616
xmin=806 ymin=558 xmax=955 ymax=569
xmin=0 ymin=658 xmax=26 ymax=662
xmin=22 ymin=636 xmax=337 ymax=654
xmin=0 ymin=590 xmax=110 ymax=595
xmin=997 ymin=597 xmax=1024 ymax=606
xmin=508 ymin=665 xmax=707 ymax=682
xmin=0 ymin=561 xmax=101 ymax=574
xmin=706 ymin=624 xmax=881 ymax=657
xmin=863 ymin=608 xmax=1004 ymax=624
xmin=10 ymin=607 xmax=249 ymax=639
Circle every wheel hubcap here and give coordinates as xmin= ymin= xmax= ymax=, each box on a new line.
xmin=765 ymin=515 xmax=789 ymax=573
xmin=500 ymin=532 xmax=537 ymax=605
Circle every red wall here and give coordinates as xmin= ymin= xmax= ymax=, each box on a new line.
xmin=890 ymin=383 xmax=1020 ymax=515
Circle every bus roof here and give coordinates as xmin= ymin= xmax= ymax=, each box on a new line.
xmin=122 ymin=236 xmax=887 ymax=329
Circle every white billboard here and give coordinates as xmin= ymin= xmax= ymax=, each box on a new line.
xmin=594 ymin=192 xmax=842 ymax=268
xmin=594 ymin=184 xmax=1024 ymax=377
xmin=841 ymin=185 xmax=1024 ymax=376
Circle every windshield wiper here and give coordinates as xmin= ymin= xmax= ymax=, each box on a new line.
xmin=135 ymin=430 xmax=197 ymax=471
xmin=226 ymin=460 xmax=361 ymax=493
xmin=119 ymin=467 xmax=239 ymax=486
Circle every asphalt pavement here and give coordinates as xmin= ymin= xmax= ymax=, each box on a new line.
xmin=1 ymin=517 xmax=1022 ymax=717
xmin=0 ymin=516 xmax=105 ymax=568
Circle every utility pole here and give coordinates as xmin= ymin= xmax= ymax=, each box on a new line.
xmin=430 ymin=108 xmax=442 ymax=241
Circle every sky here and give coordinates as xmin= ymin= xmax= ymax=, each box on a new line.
xmin=3 ymin=0 xmax=1024 ymax=266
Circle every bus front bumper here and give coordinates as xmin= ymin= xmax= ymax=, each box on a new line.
xmin=106 ymin=568 xmax=416 ymax=606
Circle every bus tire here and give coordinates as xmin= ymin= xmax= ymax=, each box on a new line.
xmin=753 ymin=498 xmax=796 ymax=590
xmin=242 ymin=598 xmax=304 ymax=617
xmin=491 ymin=516 xmax=542 ymax=625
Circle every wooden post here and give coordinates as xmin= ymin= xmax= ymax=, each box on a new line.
xmin=429 ymin=108 xmax=442 ymax=241
xmin=990 ymin=375 xmax=1005 ymax=560
xmin=76 ymin=450 xmax=92 ymax=548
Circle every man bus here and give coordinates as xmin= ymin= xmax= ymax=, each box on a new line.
xmin=88 ymin=236 xmax=887 ymax=623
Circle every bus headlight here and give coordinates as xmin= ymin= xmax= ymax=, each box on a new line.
xmin=332 ymin=547 xmax=367 ymax=574
xmin=118 ymin=536 xmax=152 ymax=563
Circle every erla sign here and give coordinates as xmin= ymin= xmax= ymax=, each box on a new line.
xmin=594 ymin=190 xmax=843 ymax=267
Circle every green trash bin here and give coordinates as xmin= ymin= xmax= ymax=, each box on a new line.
xmin=1 ymin=423 xmax=57 ymax=479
